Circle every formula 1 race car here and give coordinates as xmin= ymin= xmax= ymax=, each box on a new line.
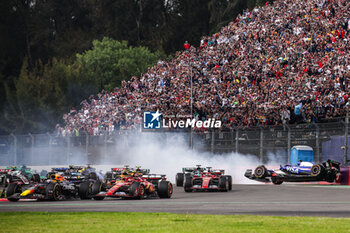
xmin=93 ymin=174 xmax=172 ymax=200
xmin=1 ymin=166 xmax=42 ymax=199
xmin=244 ymin=160 xmax=341 ymax=185
xmin=6 ymin=172 xmax=104 ymax=201
xmin=104 ymin=166 xmax=150 ymax=188
xmin=4 ymin=166 xmax=41 ymax=182
xmin=183 ymin=166 xmax=232 ymax=192
xmin=175 ymin=165 xmax=206 ymax=187
xmin=0 ymin=168 xmax=11 ymax=197
xmin=51 ymin=165 xmax=103 ymax=184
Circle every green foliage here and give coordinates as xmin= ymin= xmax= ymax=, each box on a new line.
xmin=0 ymin=0 xmax=265 ymax=133
xmin=1 ymin=57 xmax=91 ymax=133
xmin=1 ymin=38 xmax=162 ymax=133
xmin=76 ymin=37 xmax=161 ymax=90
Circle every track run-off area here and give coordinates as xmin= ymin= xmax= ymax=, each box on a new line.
xmin=1 ymin=184 xmax=350 ymax=217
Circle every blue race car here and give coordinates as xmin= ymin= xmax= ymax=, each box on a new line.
xmin=49 ymin=165 xmax=104 ymax=184
xmin=244 ymin=160 xmax=340 ymax=185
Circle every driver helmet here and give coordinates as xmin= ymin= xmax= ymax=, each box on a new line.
xmin=50 ymin=173 xmax=64 ymax=182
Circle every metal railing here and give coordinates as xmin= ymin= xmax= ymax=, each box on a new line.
xmin=0 ymin=121 xmax=348 ymax=166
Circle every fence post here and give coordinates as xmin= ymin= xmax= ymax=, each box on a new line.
xmin=344 ymin=115 xmax=349 ymax=166
xmin=10 ymin=134 xmax=17 ymax=165
xmin=231 ymin=131 xmax=234 ymax=153
xmin=104 ymin=133 xmax=108 ymax=162
xmin=259 ymin=127 xmax=263 ymax=162
xmin=28 ymin=133 xmax=34 ymax=165
xmin=313 ymin=123 xmax=320 ymax=163
xmin=235 ymin=129 xmax=239 ymax=154
xmin=190 ymin=128 xmax=193 ymax=150
xmin=211 ymin=130 xmax=215 ymax=154
xmin=83 ymin=132 xmax=89 ymax=162
xmin=285 ymin=124 xmax=291 ymax=164
xmin=67 ymin=136 xmax=71 ymax=165
xmin=47 ymin=133 xmax=52 ymax=165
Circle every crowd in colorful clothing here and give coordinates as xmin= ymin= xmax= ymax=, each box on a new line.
xmin=61 ymin=0 xmax=350 ymax=136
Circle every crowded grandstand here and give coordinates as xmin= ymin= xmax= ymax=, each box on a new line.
xmin=61 ymin=0 xmax=350 ymax=136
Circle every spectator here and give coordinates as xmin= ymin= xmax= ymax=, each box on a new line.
xmin=184 ymin=41 xmax=191 ymax=50
xmin=62 ymin=0 xmax=350 ymax=134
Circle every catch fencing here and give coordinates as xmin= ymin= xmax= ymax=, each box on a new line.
xmin=0 ymin=121 xmax=349 ymax=166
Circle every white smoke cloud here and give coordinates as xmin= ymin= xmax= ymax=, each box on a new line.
xmin=3 ymin=132 xmax=286 ymax=184
xmin=109 ymin=132 xmax=283 ymax=184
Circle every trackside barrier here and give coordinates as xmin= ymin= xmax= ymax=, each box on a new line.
xmin=340 ymin=167 xmax=350 ymax=185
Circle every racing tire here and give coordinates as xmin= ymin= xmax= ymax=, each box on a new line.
xmin=227 ymin=175 xmax=232 ymax=190
xmin=79 ymin=181 xmax=92 ymax=200
xmin=219 ymin=176 xmax=228 ymax=192
xmin=254 ymin=166 xmax=268 ymax=179
xmin=311 ymin=164 xmax=325 ymax=177
xmin=325 ymin=172 xmax=336 ymax=183
xmin=6 ymin=183 xmax=20 ymax=202
xmin=184 ymin=175 xmax=193 ymax=192
xmin=32 ymin=174 xmax=41 ymax=183
xmin=93 ymin=196 xmax=105 ymax=200
xmin=176 ymin=173 xmax=184 ymax=187
xmin=158 ymin=181 xmax=173 ymax=198
xmin=130 ymin=182 xmax=145 ymax=199
xmin=91 ymin=180 xmax=105 ymax=195
xmin=46 ymin=183 xmax=61 ymax=201
xmin=271 ymin=177 xmax=283 ymax=185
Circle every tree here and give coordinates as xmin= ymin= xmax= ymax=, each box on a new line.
xmin=1 ymin=57 xmax=91 ymax=134
xmin=0 ymin=0 xmax=266 ymax=134
xmin=76 ymin=37 xmax=162 ymax=90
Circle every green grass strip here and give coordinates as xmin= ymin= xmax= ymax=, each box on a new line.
xmin=1 ymin=212 xmax=350 ymax=233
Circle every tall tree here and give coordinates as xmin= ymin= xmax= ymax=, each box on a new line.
xmin=76 ymin=37 xmax=162 ymax=90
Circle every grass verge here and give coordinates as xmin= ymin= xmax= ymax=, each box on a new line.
xmin=1 ymin=212 xmax=350 ymax=233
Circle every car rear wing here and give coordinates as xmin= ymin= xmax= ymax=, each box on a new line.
xmin=64 ymin=175 xmax=85 ymax=180
xmin=138 ymin=169 xmax=150 ymax=175
xmin=182 ymin=167 xmax=196 ymax=173
xmin=0 ymin=169 xmax=10 ymax=173
xmin=111 ymin=167 xmax=134 ymax=172
xmin=111 ymin=167 xmax=125 ymax=172
xmin=52 ymin=167 xmax=68 ymax=172
xmin=142 ymin=174 xmax=166 ymax=180
xmin=211 ymin=169 xmax=225 ymax=175
xmin=69 ymin=166 xmax=85 ymax=170
xmin=182 ymin=167 xmax=207 ymax=173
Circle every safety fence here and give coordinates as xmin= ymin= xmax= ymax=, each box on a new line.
xmin=0 ymin=121 xmax=349 ymax=166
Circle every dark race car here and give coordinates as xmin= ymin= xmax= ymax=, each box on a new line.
xmin=244 ymin=160 xmax=341 ymax=185
xmin=1 ymin=166 xmax=42 ymax=200
xmin=104 ymin=166 xmax=150 ymax=188
xmin=175 ymin=165 xmax=206 ymax=187
xmin=6 ymin=172 xmax=104 ymax=201
xmin=183 ymin=166 xmax=232 ymax=192
xmin=0 ymin=168 xmax=11 ymax=197
xmin=93 ymin=173 xmax=172 ymax=200
xmin=51 ymin=165 xmax=103 ymax=184
xmin=4 ymin=166 xmax=41 ymax=183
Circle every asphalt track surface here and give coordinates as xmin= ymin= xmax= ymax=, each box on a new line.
xmin=1 ymin=184 xmax=350 ymax=217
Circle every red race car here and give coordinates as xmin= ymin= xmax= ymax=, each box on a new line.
xmin=184 ymin=166 xmax=232 ymax=192
xmin=93 ymin=174 xmax=173 ymax=200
